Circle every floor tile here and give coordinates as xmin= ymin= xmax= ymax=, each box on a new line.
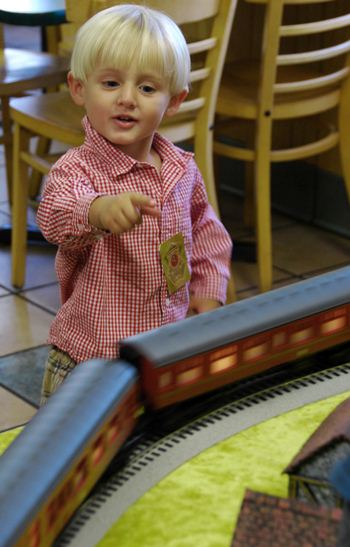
xmin=0 ymin=194 xmax=9 ymax=209
xmin=0 ymin=346 xmax=48 ymax=406
xmin=0 ymin=386 xmax=36 ymax=431
xmin=233 ymin=261 xmax=293 ymax=295
xmin=273 ymin=223 xmax=350 ymax=275
xmin=302 ymin=264 xmax=350 ymax=279
xmin=237 ymin=275 xmax=302 ymax=300
xmin=0 ymin=294 xmax=53 ymax=356
xmin=0 ymin=208 xmax=10 ymax=225
xmin=22 ymin=283 xmax=60 ymax=314
xmin=0 ymin=201 xmax=39 ymax=225
xmin=0 ymin=244 xmax=57 ymax=291
xmin=219 ymin=189 xmax=296 ymax=237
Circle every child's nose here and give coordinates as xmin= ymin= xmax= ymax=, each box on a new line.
xmin=117 ymin=85 xmax=136 ymax=108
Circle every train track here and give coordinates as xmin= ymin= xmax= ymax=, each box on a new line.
xmin=56 ymin=344 xmax=350 ymax=546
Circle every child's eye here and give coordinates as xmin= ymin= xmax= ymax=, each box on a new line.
xmin=140 ymin=84 xmax=156 ymax=94
xmin=103 ymin=80 xmax=119 ymax=88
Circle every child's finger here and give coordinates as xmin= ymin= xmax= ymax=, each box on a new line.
xmin=129 ymin=193 xmax=161 ymax=218
xmin=140 ymin=204 xmax=161 ymax=217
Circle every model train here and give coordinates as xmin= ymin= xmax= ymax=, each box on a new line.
xmin=0 ymin=266 xmax=350 ymax=546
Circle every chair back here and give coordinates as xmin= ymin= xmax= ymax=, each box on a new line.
xmin=249 ymin=0 xmax=350 ymax=126
xmin=217 ymin=0 xmax=350 ymax=163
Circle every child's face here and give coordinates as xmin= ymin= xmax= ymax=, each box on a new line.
xmin=68 ymin=66 xmax=186 ymax=162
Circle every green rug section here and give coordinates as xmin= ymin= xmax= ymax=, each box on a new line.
xmin=99 ymin=391 xmax=350 ymax=547
xmin=0 ymin=427 xmax=22 ymax=455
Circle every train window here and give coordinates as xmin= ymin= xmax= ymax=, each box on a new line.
xmin=321 ymin=315 xmax=347 ymax=335
xmin=63 ymin=478 xmax=74 ymax=500
xmin=177 ymin=366 xmax=202 ymax=385
xmin=273 ymin=331 xmax=287 ymax=347
xmin=107 ymin=415 xmax=119 ymax=444
xmin=56 ymin=484 xmax=68 ymax=510
xmin=290 ymin=326 xmax=314 ymax=345
xmin=210 ymin=354 xmax=237 ymax=374
xmin=209 ymin=346 xmax=237 ymax=374
xmin=125 ymin=392 xmax=137 ymax=415
xmin=159 ymin=371 xmax=172 ymax=389
xmin=92 ymin=434 xmax=106 ymax=466
xmin=243 ymin=342 xmax=268 ymax=362
xmin=47 ymin=498 xmax=58 ymax=530
xmin=74 ymin=458 xmax=88 ymax=492
xmin=29 ymin=520 xmax=41 ymax=547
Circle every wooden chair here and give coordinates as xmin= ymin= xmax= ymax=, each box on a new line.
xmin=0 ymin=24 xmax=69 ymax=202
xmin=214 ymin=0 xmax=350 ymax=293
xmin=10 ymin=0 xmax=238 ymax=303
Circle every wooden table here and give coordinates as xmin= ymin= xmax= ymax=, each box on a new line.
xmin=0 ymin=0 xmax=66 ymax=245
xmin=0 ymin=0 xmax=65 ymax=26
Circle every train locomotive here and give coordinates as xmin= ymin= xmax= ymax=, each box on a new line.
xmin=0 ymin=266 xmax=350 ymax=546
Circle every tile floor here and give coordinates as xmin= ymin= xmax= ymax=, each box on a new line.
xmin=1 ymin=25 xmax=350 ymax=433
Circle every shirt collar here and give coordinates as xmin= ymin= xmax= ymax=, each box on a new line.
xmin=82 ymin=115 xmax=193 ymax=176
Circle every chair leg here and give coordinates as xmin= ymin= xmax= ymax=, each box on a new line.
xmin=195 ymin=127 xmax=220 ymax=217
xmin=1 ymin=96 xmax=13 ymax=203
xmin=28 ymin=136 xmax=50 ymax=200
xmin=254 ymin=111 xmax=273 ymax=293
xmin=243 ymin=162 xmax=255 ymax=228
xmin=254 ymin=153 xmax=273 ymax=293
xmin=195 ymin=128 xmax=237 ymax=303
xmin=339 ymin=70 xmax=350 ymax=206
xmin=11 ymin=123 xmax=30 ymax=289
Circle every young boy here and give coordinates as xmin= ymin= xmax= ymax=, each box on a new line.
xmin=37 ymin=4 xmax=233 ymax=403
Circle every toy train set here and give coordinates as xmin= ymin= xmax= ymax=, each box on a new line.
xmin=0 ymin=266 xmax=350 ymax=546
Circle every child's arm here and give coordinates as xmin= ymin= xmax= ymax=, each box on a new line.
xmin=89 ymin=193 xmax=161 ymax=234
xmin=189 ymin=167 xmax=233 ymax=306
xmin=187 ymin=295 xmax=221 ymax=316
xmin=37 ymin=156 xmax=161 ymax=248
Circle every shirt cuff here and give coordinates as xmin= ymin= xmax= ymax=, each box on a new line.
xmin=72 ymin=193 xmax=107 ymax=237
xmin=189 ymin=276 xmax=229 ymax=305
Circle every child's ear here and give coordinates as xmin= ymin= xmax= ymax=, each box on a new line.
xmin=67 ymin=71 xmax=86 ymax=106
xmin=165 ymin=89 xmax=188 ymax=117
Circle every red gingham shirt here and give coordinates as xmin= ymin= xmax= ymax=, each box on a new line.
xmin=37 ymin=117 xmax=232 ymax=363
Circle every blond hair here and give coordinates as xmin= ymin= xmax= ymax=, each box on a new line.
xmin=70 ymin=4 xmax=190 ymax=95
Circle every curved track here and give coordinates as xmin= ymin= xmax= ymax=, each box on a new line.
xmin=56 ymin=355 xmax=350 ymax=546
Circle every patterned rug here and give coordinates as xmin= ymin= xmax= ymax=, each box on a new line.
xmin=0 ymin=345 xmax=48 ymax=407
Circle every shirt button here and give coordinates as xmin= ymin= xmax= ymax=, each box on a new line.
xmin=165 ymin=297 xmax=170 ymax=306
xmin=77 ymin=223 xmax=84 ymax=230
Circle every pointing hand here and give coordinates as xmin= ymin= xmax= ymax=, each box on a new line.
xmin=89 ymin=192 xmax=161 ymax=234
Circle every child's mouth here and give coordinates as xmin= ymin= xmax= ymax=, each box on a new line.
xmin=114 ymin=115 xmax=137 ymax=128
xmin=118 ymin=115 xmax=135 ymax=122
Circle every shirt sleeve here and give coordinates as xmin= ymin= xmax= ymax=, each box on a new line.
xmin=36 ymin=157 xmax=109 ymax=250
xmin=189 ymin=166 xmax=233 ymax=304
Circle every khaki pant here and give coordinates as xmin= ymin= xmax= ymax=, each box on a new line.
xmin=40 ymin=347 xmax=76 ymax=405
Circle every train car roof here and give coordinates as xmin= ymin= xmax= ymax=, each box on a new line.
xmin=120 ymin=266 xmax=350 ymax=367
xmin=0 ymin=359 xmax=137 ymax=546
